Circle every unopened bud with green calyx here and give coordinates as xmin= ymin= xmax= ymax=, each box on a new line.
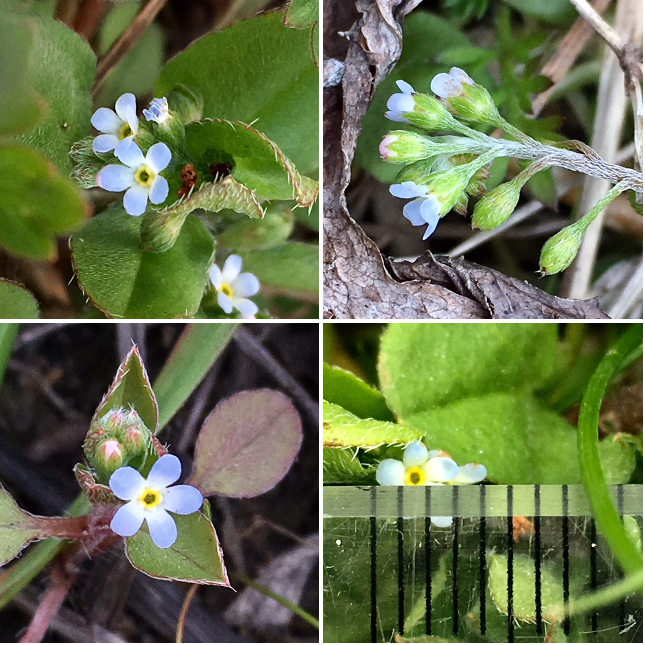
xmin=70 ymin=136 xmax=109 ymax=189
xmin=431 ymin=67 xmax=501 ymax=127
xmin=471 ymin=180 xmax=521 ymax=230
xmin=143 ymin=97 xmax=186 ymax=150
xmin=385 ymin=80 xmax=460 ymax=132
xmin=168 ymin=85 xmax=204 ymax=124
xmin=539 ymin=219 xmax=586 ymax=275
xmin=140 ymin=208 xmax=190 ymax=253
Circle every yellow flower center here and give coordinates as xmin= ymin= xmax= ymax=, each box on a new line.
xmin=221 ymin=283 xmax=234 ymax=298
xmin=405 ymin=466 xmax=426 ymax=486
xmin=135 ymin=166 xmax=155 ymax=187
xmin=138 ymin=487 xmax=163 ymax=509
xmin=119 ymin=123 xmax=133 ymax=139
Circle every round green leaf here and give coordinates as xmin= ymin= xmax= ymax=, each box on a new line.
xmin=190 ymin=389 xmax=302 ymax=497
xmin=217 ymin=205 xmax=293 ymax=251
xmin=0 ymin=485 xmax=42 ymax=566
xmin=125 ymin=513 xmax=230 ymax=586
xmin=71 ymin=205 xmax=215 ymax=318
xmin=0 ymin=145 xmax=88 ymax=259
xmin=0 ymin=280 xmax=39 ymax=319
xmin=17 ymin=16 xmax=96 ymax=174
xmin=155 ymin=12 xmax=318 ymax=173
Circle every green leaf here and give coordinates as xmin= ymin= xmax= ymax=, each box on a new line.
xmin=217 ymin=204 xmax=294 ymax=251
xmin=488 ymin=552 xmax=562 ymax=622
xmin=405 ymin=391 xmax=634 ymax=484
xmin=238 ymin=242 xmax=319 ymax=295
xmin=502 ymin=0 xmax=577 ymax=24
xmin=190 ymin=389 xmax=302 ymax=497
xmin=71 ymin=204 xmax=215 ymax=318
xmin=527 ymin=167 xmax=557 ymax=208
xmin=285 ymin=0 xmax=318 ymax=28
xmin=0 ymin=16 xmax=44 ymax=136
xmin=155 ymin=12 xmax=318 ymax=173
xmin=185 ymin=119 xmax=318 ymax=205
xmin=378 ymin=323 xmax=557 ymax=417
xmin=92 ymin=345 xmax=158 ymax=432
xmin=0 ymin=280 xmax=39 ymax=318
xmin=323 ymin=447 xmax=372 ymax=484
xmin=0 ymin=145 xmax=88 ymax=259
xmin=0 ymin=323 xmax=19 ymax=386
xmin=323 ymin=364 xmax=394 ymax=422
xmin=154 ymin=323 xmax=240 ymax=431
xmin=125 ymin=512 xmax=230 ymax=586
xmin=0 ymin=485 xmax=43 ymax=566
xmin=17 ymin=17 xmax=96 ymax=174
xmin=323 ymin=401 xmax=420 ymax=448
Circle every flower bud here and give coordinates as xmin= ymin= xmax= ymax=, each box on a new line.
xmin=471 ymin=180 xmax=521 ymax=230
xmin=431 ymin=67 xmax=501 ymax=127
xmin=379 ymin=132 xmax=437 ymax=164
xmin=140 ymin=208 xmax=190 ymax=253
xmin=539 ymin=220 xmax=586 ymax=275
xmin=144 ymin=99 xmax=186 ymax=151
xmin=69 ymin=136 xmax=108 ymax=189
xmin=117 ymin=409 xmax=153 ymax=455
xmin=88 ymin=437 xmax=125 ymax=483
xmin=168 ymin=85 xmax=204 ymax=124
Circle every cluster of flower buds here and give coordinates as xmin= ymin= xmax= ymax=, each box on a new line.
xmin=83 ymin=407 xmax=155 ymax=483
xmin=379 ymin=67 xmax=634 ymax=274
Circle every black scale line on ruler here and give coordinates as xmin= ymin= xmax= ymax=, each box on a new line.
xmin=618 ymin=484 xmax=626 ymax=633
xmin=479 ymin=484 xmax=487 ymax=635
xmin=562 ymin=484 xmax=571 ymax=637
xmin=507 ymin=485 xmax=515 ymax=643
xmin=590 ymin=518 xmax=598 ymax=634
xmin=370 ymin=486 xmax=377 ymax=643
xmin=425 ymin=486 xmax=432 ymax=636
xmin=534 ymin=484 xmax=543 ymax=637
xmin=452 ymin=486 xmax=460 ymax=636
xmin=398 ymin=487 xmax=405 ymax=636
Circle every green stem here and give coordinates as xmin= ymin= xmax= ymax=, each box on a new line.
xmin=237 ymin=575 xmax=319 ymax=629
xmin=577 ymin=323 xmax=643 ymax=575
xmin=564 ymin=571 xmax=642 ymax=619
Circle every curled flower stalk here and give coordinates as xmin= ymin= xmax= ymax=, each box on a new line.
xmin=380 ymin=66 xmax=642 ymax=272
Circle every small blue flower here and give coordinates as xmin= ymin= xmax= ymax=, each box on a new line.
xmin=91 ymin=93 xmax=139 ymax=155
xmin=430 ymin=67 xmax=475 ymax=99
xmin=385 ymin=80 xmax=417 ymax=123
xmin=143 ymin=97 xmax=170 ymax=124
xmin=109 ymin=454 xmax=203 ymax=549
xmin=389 ymin=181 xmax=441 ymax=240
xmin=97 ymin=142 xmax=171 ymax=216
xmin=209 ymin=255 xmax=261 ymax=318
xmin=376 ymin=441 xmax=486 ymax=527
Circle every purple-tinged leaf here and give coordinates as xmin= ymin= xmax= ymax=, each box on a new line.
xmin=189 ymin=389 xmax=302 ymax=497
xmin=91 ymin=345 xmax=158 ymax=433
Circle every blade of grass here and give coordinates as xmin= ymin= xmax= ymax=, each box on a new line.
xmin=154 ymin=323 xmax=239 ymax=431
xmin=0 ymin=323 xmax=19 ymax=387
xmin=577 ymin=322 xmax=643 ymax=575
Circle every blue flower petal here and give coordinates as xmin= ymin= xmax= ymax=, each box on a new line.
xmin=149 ymin=176 xmax=169 ymax=205
xmin=396 ymin=80 xmax=415 ymax=94
xmin=390 ymin=181 xmax=427 ymax=199
xmin=109 ymin=466 xmax=146 ymax=500
xmin=451 ymin=463 xmax=487 ymax=484
xmin=424 ymin=457 xmax=460 ymax=482
xmin=93 ymin=133 xmax=119 ymax=153
xmin=114 ymin=136 xmax=136 ymax=158
xmin=147 ymin=509 xmax=178 ymax=548
xmin=402 ymin=440 xmax=429 ymax=468
xmin=163 ymin=485 xmax=203 ymax=514
xmin=217 ymin=291 xmax=234 ymax=314
xmin=231 ymin=273 xmax=260 ymax=298
xmin=386 ymin=93 xmax=415 ymax=114
xmin=91 ymin=107 xmax=120 ymax=133
xmin=111 ymin=501 xmax=145 ymax=536
xmin=147 ymin=454 xmax=182 ymax=489
xmin=385 ymin=111 xmax=409 ymax=123
xmin=114 ymin=93 xmax=137 ymax=124
xmin=123 ymin=186 xmax=149 ymax=216
xmin=376 ymin=458 xmax=405 ymax=485
xmin=402 ymin=199 xmax=426 ymax=226
xmin=97 ymin=165 xmax=134 ymax=192
xmin=431 ymin=516 xmax=453 ymax=527
xmin=116 ymin=141 xmax=145 ymax=168
xmin=146 ymin=142 xmax=171 ymax=172
xmin=232 ymin=297 xmax=258 ymax=318
xmin=209 ymin=264 xmax=223 ymax=289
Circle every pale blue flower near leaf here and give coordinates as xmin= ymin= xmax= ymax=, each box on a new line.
xmin=109 ymin=453 xmax=203 ymax=549
xmin=97 ymin=142 xmax=171 ymax=216
xmin=143 ymin=97 xmax=170 ymax=124
xmin=385 ymin=80 xmax=417 ymax=122
xmin=430 ymin=67 xmax=475 ymax=99
xmin=209 ymin=255 xmax=261 ymax=318
xmin=91 ymin=93 xmax=139 ymax=155
xmin=389 ymin=181 xmax=441 ymax=240
xmin=376 ymin=440 xmax=486 ymax=527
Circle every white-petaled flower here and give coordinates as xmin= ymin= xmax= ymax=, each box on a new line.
xmin=209 ymin=255 xmax=261 ymax=318
xmin=430 ymin=67 xmax=475 ymax=99
xmin=97 ymin=142 xmax=171 ymax=216
xmin=109 ymin=454 xmax=203 ymax=549
xmin=91 ymin=93 xmax=139 ymax=155
xmin=385 ymin=80 xmax=417 ymax=122
xmin=376 ymin=441 xmax=487 ymax=527
xmin=143 ymin=97 xmax=170 ymax=124
xmin=389 ymin=181 xmax=441 ymax=240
